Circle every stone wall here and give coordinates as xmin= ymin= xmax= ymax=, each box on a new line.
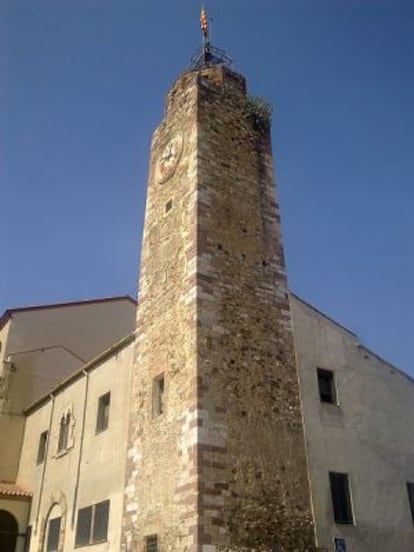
xmin=122 ymin=72 xmax=201 ymax=551
xmin=194 ymin=66 xmax=315 ymax=551
xmin=122 ymin=66 xmax=316 ymax=551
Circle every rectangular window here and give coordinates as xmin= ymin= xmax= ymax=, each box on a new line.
xmin=329 ymin=472 xmax=353 ymax=524
xmin=92 ymin=500 xmax=110 ymax=542
xmin=57 ymin=413 xmax=70 ymax=452
xmin=146 ymin=534 xmax=158 ymax=552
xmin=75 ymin=506 xmax=92 ymax=546
xmin=37 ymin=430 xmax=48 ymax=464
xmin=152 ymin=374 xmax=164 ymax=417
xmin=407 ymin=482 xmax=414 ymax=524
xmin=317 ymin=368 xmax=336 ymax=404
xmin=46 ymin=517 xmax=61 ymax=552
xmin=96 ymin=392 xmax=111 ymax=433
xmin=75 ymin=500 xmax=110 ymax=547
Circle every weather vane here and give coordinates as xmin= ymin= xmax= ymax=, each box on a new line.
xmin=189 ymin=4 xmax=232 ymax=70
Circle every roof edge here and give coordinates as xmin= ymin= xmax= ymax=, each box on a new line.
xmin=0 ymin=481 xmax=33 ymax=498
xmin=291 ymin=292 xmax=414 ymax=385
xmin=356 ymin=343 xmax=414 ymax=385
xmin=0 ymin=295 xmax=137 ymax=331
xmin=24 ymin=331 xmax=135 ymax=415
xmin=290 ymin=292 xmax=358 ymax=338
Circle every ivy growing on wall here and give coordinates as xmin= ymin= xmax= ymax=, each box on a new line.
xmin=244 ymin=95 xmax=273 ymax=132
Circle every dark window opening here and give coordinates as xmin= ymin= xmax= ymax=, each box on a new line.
xmin=153 ymin=375 xmax=165 ymax=417
xmin=165 ymin=199 xmax=173 ymax=213
xmin=0 ymin=510 xmax=19 ymax=552
xmin=75 ymin=506 xmax=92 ymax=547
xmin=24 ymin=525 xmax=32 ymax=552
xmin=46 ymin=517 xmax=61 ymax=552
xmin=37 ymin=430 xmax=48 ymax=464
xmin=407 ymin=482 xmax=414 ymax=524
xmin=96 ymin=392 xmax=111 ymax=433
xmin=146 ymin=534 xmax=158 ymax=552
xmin=92 ymin=500 xmax=110 ymax=543
xmin=75 ymin=500 xmax=110 ymax=547
xmin=317 ymin=368 xmax=336 ymax=404
xmin=57 ymin=413 xmax=70 ymax=452
xmin=329 ymin=472 xmax=353 ymax=524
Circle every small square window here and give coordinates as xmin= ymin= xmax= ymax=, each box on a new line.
xmin=329 ymin=472 xmax=353 ymax=525
xmin=407 ymin=482 xmax=414 ymax=524
xmin=146 ymin=534 xmax=158 ymax=552
xmin=317 ymin=368 xmax=337 ymax=404
xmin=96 ymin=392 xmax=111 ymax=433
xmin=37 ymin=430 xmax=48 ymax=465
xmin=153 ymin=375 xmax=164 ymax=418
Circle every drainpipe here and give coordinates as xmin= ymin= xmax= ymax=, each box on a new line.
xmin=35 ymin=393 xmax=55 ymax=533
xmin=71 ymin=369 xmax=89 ymax=527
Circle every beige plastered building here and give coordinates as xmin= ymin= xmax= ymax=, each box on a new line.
xmin=0 ymin=297 xmax=136 ymax=551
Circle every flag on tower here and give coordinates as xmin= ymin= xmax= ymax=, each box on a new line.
xmin=200 ymin=6 xmax=209 ymax=37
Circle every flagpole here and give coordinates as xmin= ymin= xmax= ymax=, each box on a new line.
xmin=200 ymin=4 xmax=210 ymax=65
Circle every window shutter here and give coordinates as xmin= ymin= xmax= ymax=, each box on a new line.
xmin=23 ymin=525 xmax=32 ymax=552
xmin=92 ymin=500 xmax=110 ymax=543
xmin=75 ymin=506 xmax=92 ymax=546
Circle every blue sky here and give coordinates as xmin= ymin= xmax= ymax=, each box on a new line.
xmin=2 ymin=0 xmax=413 ymax=376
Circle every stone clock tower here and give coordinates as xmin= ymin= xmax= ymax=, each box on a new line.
xmin=122 ymin=63 xmax=316 ymax=551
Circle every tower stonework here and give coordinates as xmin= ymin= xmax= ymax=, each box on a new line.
xmin=122 ymin=66 xmax=316 ymax=552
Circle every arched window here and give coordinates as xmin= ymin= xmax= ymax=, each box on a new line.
xmin=43 ymin=504 xmax=63 ymax=552
xmin=0 ymin=509 xmax=18 ymax=552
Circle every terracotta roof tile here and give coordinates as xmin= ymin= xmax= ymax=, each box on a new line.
xmin=0 ymin=481 xmax=32 ymax=498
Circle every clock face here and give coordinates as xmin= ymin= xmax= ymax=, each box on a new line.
xmin=156 ymin=133 xmax=183 ymax=183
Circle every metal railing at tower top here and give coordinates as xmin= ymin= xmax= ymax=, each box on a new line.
xmin=189 ymin=5 xmax=233 ymax=70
